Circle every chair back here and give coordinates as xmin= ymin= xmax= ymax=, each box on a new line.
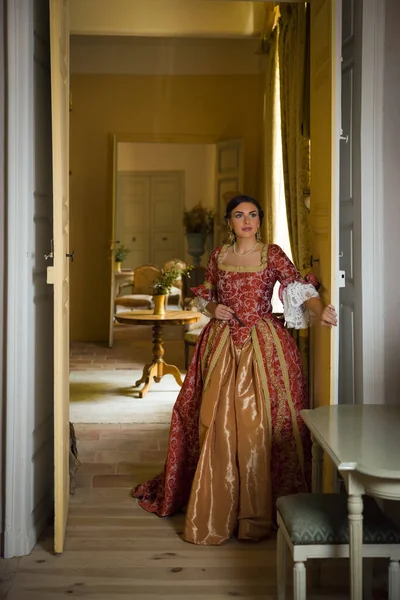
xmin=132 ymin=265 xmax=162 ymax=295
xmin=163 ymin=258 xmax=187 ymax=290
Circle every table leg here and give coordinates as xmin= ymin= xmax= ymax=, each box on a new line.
xmin=134 ymin=363 xmax=154 ymax=387
xmin=133 ymin=321 xmax=183 ymax=397
xmin=311 ymin=435 xmax=323 ymax=494
xmin=310 ymin=436 xmax=323 ymax=589
xmin=348 ymin=494 xmax=364 ymax=600
xmin=160 ymin=362 xmax=183 ymax=387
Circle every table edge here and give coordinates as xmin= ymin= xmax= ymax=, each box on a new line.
xmin=301 ymin=408 xmax=400 ymax=480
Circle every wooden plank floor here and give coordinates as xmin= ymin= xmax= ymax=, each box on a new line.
xmin=0 ymin=426 xmax=387 ymax=599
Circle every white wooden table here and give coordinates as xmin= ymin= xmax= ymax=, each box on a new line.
xmin=301 ymin=405 xmax=400 ymax=600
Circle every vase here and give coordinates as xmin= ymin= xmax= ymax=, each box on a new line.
xmin=186 ymin=232 xmax=206 ymax=267
xmin=115 ymin=261 xmax=122 ymax=273
xmin=153 ymin=294 xmax=166 ymax=316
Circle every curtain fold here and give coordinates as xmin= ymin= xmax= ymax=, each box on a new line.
xmin=278 ymin=3 xmax=311 ymax=273
xmin=278 ymin=3 xmax=312 ymax=380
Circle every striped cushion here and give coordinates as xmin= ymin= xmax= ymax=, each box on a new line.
xmin=115 ymin=294 xmax=153 ymax=308
xmin=277 ymin=493 xmax=400 ymax=545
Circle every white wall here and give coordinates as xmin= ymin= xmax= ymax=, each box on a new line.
xmin=382 ymin=0 xmax=400 ymax=406
xmin=4 ymin=0 xmax=54 ymax=558
xmin=117 ymin=142 xmax=216 ymax=265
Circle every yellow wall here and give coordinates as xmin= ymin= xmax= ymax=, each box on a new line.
xmin=70 ymin=73 xmax=263 ymax=341
xmin=70 ymin=0 xmax=265 ymax=38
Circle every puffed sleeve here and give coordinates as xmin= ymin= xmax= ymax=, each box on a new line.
xmin=189 ymin=247 xmax=220 ymax=316
xmin=268 ymin=244 xmax=320 ymax=329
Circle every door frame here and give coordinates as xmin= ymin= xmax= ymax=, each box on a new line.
xmin=3 ymin=0 xmax=386 ymax=557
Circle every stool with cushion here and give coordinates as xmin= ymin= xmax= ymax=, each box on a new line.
xmin=184 ymin=328 xmax=202 ymax=369
xmin=276 ymin=493 xmax=400 ymax=600
xmin=183 ymin=312 xmax=210 ymax=369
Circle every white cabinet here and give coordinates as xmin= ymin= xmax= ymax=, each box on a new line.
xmin=116 ymin=171 xmax=184 ymax=269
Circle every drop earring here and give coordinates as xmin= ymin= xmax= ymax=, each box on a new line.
xmin=227 ymin=225 xmax=236 ymax=245
xmin=256 ymin=227 xmax=262 ymax=243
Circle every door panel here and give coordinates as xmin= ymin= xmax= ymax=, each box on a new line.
xmin=33 ymin=0 xmax=55 ymax=538
xmin=215 ymin=140 xmax=243 ymax=246
xmin=49 ymin=0 xmax=70 ymax=554
xmin=339 ymin=0 xmax=362 ymax=405
xmin=117 ymin=174 xmax=151 ymax=269
xmin=150 ymin=173 xmax=184 ymax=264
xmin=309 ymin=0 xmax=340 ymax=487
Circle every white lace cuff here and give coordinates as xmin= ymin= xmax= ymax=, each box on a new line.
xmin=189 ymin=296 xmax=212 ymax=318
xmin=282 ymin=281 xmax=319 ymax=329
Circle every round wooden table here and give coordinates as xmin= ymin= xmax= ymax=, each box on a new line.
xmin=115 ymin=310 xmax=202 ymax=398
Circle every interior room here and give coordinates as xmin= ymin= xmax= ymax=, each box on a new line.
xmin=68 ymin=31 xmax=266 ymax=418
xmin=63 ymin=3 xmax=374 ymax=597
xmin=6 ymin=0 xmax=398 ymax=598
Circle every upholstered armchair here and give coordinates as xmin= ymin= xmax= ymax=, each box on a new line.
xmin=114 ymin=264 xmax=162 ymax=311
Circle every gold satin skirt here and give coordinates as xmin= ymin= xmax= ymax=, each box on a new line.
xmin=183 ymin=336 xmax=273 ymax=545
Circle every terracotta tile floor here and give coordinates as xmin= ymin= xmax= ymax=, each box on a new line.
xmin=70 ymin=322 xmax=183 ymax=489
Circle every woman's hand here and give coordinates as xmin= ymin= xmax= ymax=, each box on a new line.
xmin=321 ymin=304 xmax=338 ymax=328
xmin=208 ymin=303 xmax=235 ymax=321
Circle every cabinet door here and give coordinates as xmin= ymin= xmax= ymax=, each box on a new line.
xmin=116 ymin=173 xmax=151 ymax=269
xmin=151 ymin=173 xmax=184 ymax=266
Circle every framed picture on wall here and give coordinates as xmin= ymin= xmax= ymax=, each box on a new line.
xmin=218 ymin=145 xmax=241 ymax=173
xmin=216 ymin=177 xmax=240 ymax=244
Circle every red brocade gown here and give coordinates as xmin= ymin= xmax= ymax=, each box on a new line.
xmin=133 ymin=243 xmax=318 ymax=545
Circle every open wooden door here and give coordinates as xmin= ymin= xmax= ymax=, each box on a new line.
xmin=309 ymin=0 xmax=341 ymax=487
xmin=108 ymin=136 xmax=118 ymax=348
xmin=214 ymin=139 xmax=243 ymax=246
xmin=49 ymin=0 xmax=70 ymax=554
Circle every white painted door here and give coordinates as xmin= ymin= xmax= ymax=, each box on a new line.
xmin=49 ymin=0 xmax=70 ymax=554
xmin=117 ymin=173 xmax=151 ymax=269
xmin=151 ymin=173 xmax=184 ymax=266
xmin=115 ymin=171 xmax=184 ymax=268
xmin=214 ymin=139 xmax=243 ymax=245
xmin=338 ymin=0 xmax=362 ymax=405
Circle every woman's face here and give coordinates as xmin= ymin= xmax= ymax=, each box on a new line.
xmin=229 ymin=202 xmax=260 ymax=239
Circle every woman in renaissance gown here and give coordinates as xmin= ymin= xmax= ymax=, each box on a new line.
xmin=133 ymin=195 xmax=337 ymax=546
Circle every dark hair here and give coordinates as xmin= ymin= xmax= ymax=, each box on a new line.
xmin=224 ymin=195 xmax=264 ymax=225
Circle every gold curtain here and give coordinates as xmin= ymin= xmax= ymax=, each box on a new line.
xmin=278 ymin=3 xmax=311 ymax=272
xmin=278 ymin=4 xmax=311 ymax=380
xmin=261 ymin=28 xmax=278 ymax=245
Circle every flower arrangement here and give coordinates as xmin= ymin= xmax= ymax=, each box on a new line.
xmin=183 ymin=203 xmax=214 ymax=234
xmin=115 ymin=244 xmax=130 ymax=263
xmin=153 ymin=262 xmax=194 ymax=296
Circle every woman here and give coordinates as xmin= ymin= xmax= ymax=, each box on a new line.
xmin=133 ymin=195 xmax=337 ymax=546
